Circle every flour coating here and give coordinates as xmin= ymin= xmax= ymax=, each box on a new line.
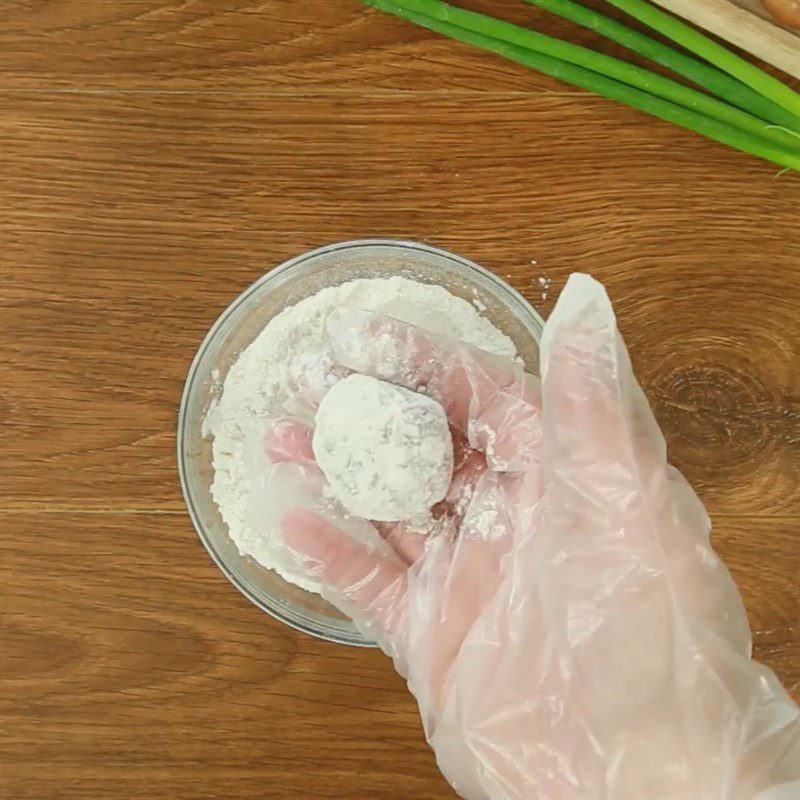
xmin=313 ymin=374 xmax=454 ymax=521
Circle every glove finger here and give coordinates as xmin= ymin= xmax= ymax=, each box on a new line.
xmin=327 ymin=307 xmax=515 ymax=426
xmin=283 ymin=347 xmax=349 ymax=421
xmin=445 ymin=447 xmax=488 ymax=524
xmin=538 ymin=276 xmax=752 ymax=685
xmin=540 ymin=273 xmax=668 ymax=521
xmin=374 ymin=434 xmax=490 ymax=567
xmin=265 ymin=418 xmax=438 ymax=566
xmin=374 ymin=521 xmax=428 ymax=565
xmin=408 ymin=471 xmax=517 ymax=707
xmin=282 ymin=509 xmax=408 ymax=648
xmin=264 ymin=418 xmax=316 ymax=465
xmin=468 ymin=385 xmax=542 ymax=472
xmin=327 ymin=308 xmax=541 ymax=469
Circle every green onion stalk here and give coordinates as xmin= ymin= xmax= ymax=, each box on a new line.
xmin=526 ymin=0 xmax=800 ymax=132
xmin=603 ymin=0 xmax=800 ymax=119
xmin=363 ymin=0 xmax=800 ymax=170
xmin=380 ymin=0 xmax=797 ymax=149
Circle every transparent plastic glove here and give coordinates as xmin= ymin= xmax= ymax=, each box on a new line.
xmin=245 ymin=304 xmax=543 ymax=590
xmin=241 ymin=416 xmax=386 ymax=593
xmin=246 ymin=398 xmax=490 ymax=590
xmin=279 ymin=274 xmax=799 ymax=800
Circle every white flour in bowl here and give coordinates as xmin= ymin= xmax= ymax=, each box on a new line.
xmin=205 ymin=276 xmax=517 ymax=593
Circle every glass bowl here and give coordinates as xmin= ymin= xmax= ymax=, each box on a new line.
xmin=178 ymin=239 xmax=544 ymax=646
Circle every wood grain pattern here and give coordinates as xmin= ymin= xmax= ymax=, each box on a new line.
xmin=1 ymin=512 xmax=796 ymax=800
xmin=0 ymin=512 xmax=453 ymax=800
xmin=1 ymin=0 xmax=795 ymax=91
xmin=2 ymin=93 xmax=798 ymax=515
xmin=1 ymin=1 xmax=799 ymax=798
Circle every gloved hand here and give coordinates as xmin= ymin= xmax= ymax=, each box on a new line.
xmin=269 ymin=274 xmax=800 ymax=800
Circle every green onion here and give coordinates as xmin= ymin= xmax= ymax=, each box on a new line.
xmin=363 ymin=0 xmax=800 ymax=170
xmin=526 ymin=0 xmax=799 ymax=131
xmin=604 ymin=0 xmax=800 ymax=118
xmin=382 ymin=0 xmax=797 ymax=149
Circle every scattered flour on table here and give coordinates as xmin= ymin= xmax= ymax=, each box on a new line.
xmin=540 ymin=277 xmax=550 ymax=301
xmin=205 ymin=276 xmax=517 ymax=593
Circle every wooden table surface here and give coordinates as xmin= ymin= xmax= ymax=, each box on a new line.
xmin=1 ymin=2 xmax=798 ymax=798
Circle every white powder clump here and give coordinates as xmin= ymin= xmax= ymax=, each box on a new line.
xmin=313 ymin=374 xmax=454 ymax=521
xmin=208 ymin=275 xmax=517 ymax=593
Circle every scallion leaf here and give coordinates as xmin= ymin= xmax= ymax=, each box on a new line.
xmin=363 ymin=0 xmax=800 ymax=170
xmin=604 ymin=0 xmax=800 ymax=118
xmin=384 ymin=0 xmax=798 ymax=149
xmin=526 ymin=0 xmax=800 ymax=131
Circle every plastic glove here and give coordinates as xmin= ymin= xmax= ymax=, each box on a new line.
xmin=243 ymin=301 xmax=538 ymax=591
xmin=275 ymin=274 xmax=800 ymax=800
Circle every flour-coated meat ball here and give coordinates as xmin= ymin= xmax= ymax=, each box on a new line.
xmin=312 ymin=374 xmax=454 ymax=522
